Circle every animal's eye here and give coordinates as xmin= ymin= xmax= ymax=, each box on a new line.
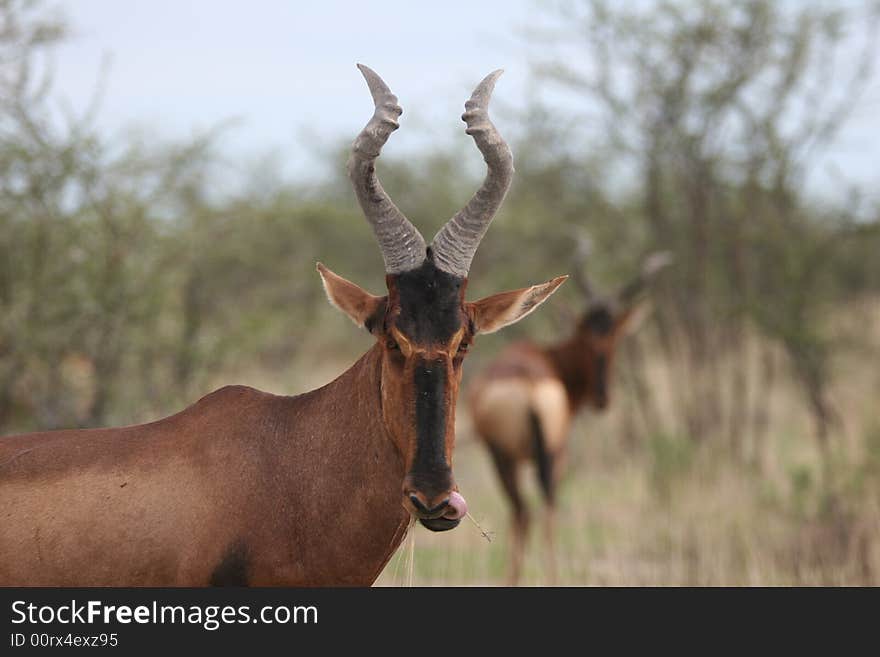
xmin=457 ymin=341 xmax=470 ymax=355
xmin=386 ymin=339 xmax=399 ymax=351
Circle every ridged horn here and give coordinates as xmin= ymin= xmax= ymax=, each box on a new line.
xmin=431 ymin=70 xmax=513 ymax=278
xmin=348 ymin=64 xmax=426 ymax=274
xmin=617 ymin=251 xmax=674 ymax=306
xmin=571 ymin=231 xmax=598 ymax=301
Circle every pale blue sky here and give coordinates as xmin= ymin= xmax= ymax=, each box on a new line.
xmin=52 ymin=2 xmax=537 ymax=179
xmin=50 ymin=1 xmax=879 ymax=203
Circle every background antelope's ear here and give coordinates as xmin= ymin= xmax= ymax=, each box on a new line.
xmin=317 ymin=263 xmax=386 ymax=334
xmin=468 ymin=276 xmax=568 ymax=335
xmin=615 ymin=301 xmax=653 ymax=337
xmin=611 ymin=251 xmax=673 ymax=337
xmin=616 ymin=251 xmax=674 ymax=310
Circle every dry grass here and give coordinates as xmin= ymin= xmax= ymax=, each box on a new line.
xmin=376 ymin=421 xmax=880 ymax=586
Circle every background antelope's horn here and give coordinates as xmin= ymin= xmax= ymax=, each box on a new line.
xmin=348 ymin=64 xmax=426 ymax=274
xmin=617 ymin=251 xmax=675 ymax=306
xmin=431 ymin=69 xmax=514 ymax=278
xmin=570 ymin=230 xmax=598 ymax=301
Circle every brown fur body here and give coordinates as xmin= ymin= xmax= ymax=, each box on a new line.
xmin=0 ymin=347 xmax=409 ymax=586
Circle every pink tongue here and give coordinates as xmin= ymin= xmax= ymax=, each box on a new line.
xmin=443 ymin=491 xmax=468 ymax=520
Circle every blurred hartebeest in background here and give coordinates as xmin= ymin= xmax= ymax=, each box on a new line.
xmin=469 ymin=243 xmax=671 ymax=584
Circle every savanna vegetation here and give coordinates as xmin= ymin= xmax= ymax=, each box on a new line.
xmin=2 ymin=0 xmax=879 ymax=584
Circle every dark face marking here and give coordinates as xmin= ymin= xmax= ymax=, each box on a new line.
xmin=389 ymin=254 xmax=466 ymax=343
xmin=209 ymin=541 xmax=249 ymax=587
xmin=573 ymin=302 xmax=616 ymax=410
xmin=410 ymin=357 xmax=452 ymax=501
xmin=381 ymin=253 xmax=467 ymax=529
xmin=581 ymin=303 xmax=614 ymax=335
xmin=593 ymin=353 xmax=608 ymax=407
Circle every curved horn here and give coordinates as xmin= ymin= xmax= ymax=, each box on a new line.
xmin=571 ymin=230 xmax=598 ymax=301
xmin=348 ymin=64 xmax=426 ymax=274
xmin=617 ymin=251 xmax=674 ymax=306
xmin=431 ymin=70 xmax=514 ymax=278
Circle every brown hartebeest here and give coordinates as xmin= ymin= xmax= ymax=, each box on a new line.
xmin=469 ymin=246 xmax=671 ymax=584
xmin=0 ymin=66 xmax=566 ymax=586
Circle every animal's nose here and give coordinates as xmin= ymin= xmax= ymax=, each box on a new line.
xmin=406 ymin=489 xmax=469 ymax=532
xmin=404 ymin=490 xmax=450 ymax=519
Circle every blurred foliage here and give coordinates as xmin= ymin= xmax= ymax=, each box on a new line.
xmin=647 ymin=431 xmax=695 ymax=502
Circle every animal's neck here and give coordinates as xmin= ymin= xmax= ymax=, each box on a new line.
xmin=269 ymin=343 xmax=409 ymax=584
xmin=544 ymin=334 xmax=592 ymax=411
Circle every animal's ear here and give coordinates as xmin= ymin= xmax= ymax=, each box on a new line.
xmin=468 ymin=276 xmax=568 ymax=335
xmin=614 ymin=301 xmax=652 ymax=337
xmin=317 ymin=263 xmax=386 ymax=335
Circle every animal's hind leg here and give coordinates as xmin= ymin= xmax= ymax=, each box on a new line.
xmin=487 ymin=443 xmax=528 ymax=586
xmin=530 ymin=410 xmax=558 ymax=586
xmin=541 ymin=493 xmax=559 ymax=586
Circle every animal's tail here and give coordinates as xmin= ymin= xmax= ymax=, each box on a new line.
xmin=528 ymin=408 xmax=554 ymax=504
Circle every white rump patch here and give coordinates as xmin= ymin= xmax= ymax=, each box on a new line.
xmin=472 ymin=378 xmax=570 ymax=459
